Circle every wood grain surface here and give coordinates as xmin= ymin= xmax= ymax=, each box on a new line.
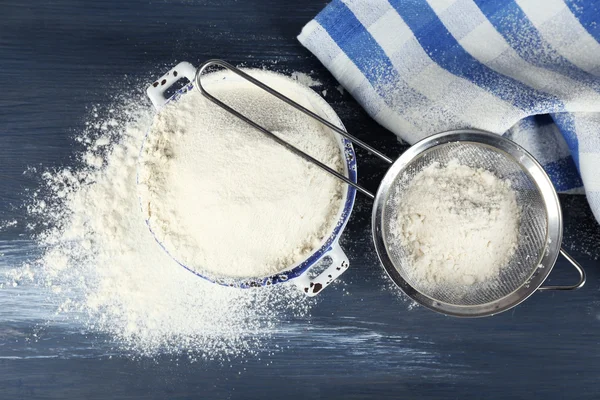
xmin=1 ymin=1 xmax=599 ymax=399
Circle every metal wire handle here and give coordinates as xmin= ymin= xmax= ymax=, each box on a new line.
xmin=539 ymin=248 xmax=586 ymax=290
xmin=194 ymin=59 xmax=393 ymax=199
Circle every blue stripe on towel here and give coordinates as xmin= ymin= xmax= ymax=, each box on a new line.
xmin=544 ymin=157 xmax=584 ymax=191
xmin=565 ymin=0 xmax=600 ymax=43
xmin=551 ymin=113 xmax=581 ymax=170
xmin=315 ymin=0 xmax=429 ymax=116
xmin=387 ymin=0 xmax=565 ymax=114
xmin=474 ymin=0 xmax=600 ymax=91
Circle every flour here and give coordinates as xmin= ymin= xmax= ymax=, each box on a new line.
xmin=8 ymin=75 xmax=318 ymax=358
xmin=390 ymin=160 xmax=520 ymax=287
xmin=290 ymin=71 xmax=322 ymax=87
xmin=138 ymin=70 xmax=344 ymax=279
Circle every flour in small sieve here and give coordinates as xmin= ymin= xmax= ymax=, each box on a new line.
xmin=138 ymin=70 xmax=344 ymax=279
xmin=390 ymin=160 xmax=520 ymax=287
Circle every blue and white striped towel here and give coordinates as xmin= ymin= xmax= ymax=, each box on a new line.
xmin=298 ymin=0 xmax=600 ymax=223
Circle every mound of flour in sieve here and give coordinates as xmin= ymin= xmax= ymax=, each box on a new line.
xmin=138 ymin=70 xmax=344 ymax=279
xmin=390 ymin=160 xmax=520 ymax=288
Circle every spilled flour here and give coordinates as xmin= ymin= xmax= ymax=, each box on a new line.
xmin=391 ymin=160 xmax=520 ymax=288
xmin=290 ymin=71 xmax=322 ymax=87
xmin=138 ymin=70 xmax=343 ymax=279
xmin=9 ymin=72 xmax=333 ymax=358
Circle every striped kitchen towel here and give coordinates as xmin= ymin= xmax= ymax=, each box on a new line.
xmin=298 ymin=0 xmax=600 ymax=223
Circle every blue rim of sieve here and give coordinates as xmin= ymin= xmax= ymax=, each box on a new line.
xmin=137 ymin=80 xmax=357 ymax=288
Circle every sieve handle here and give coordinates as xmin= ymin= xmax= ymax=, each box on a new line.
xmin=538 ymin=248 xmax=586 ymax=291
xmin=146 ymin=61 xmax=197 ymax=110
xmin=295 ymin=242 xmax=350 ymax=297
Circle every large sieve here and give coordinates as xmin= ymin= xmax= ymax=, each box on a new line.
xmin=142 ymin=61 xmax=358 ymax=296
xmin=196 ymin=60 xmax=586 ymax=317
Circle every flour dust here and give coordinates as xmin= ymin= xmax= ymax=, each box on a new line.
xmin=8 ymin=83 xmax=312 ymax=358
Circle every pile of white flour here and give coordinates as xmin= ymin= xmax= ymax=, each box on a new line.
xmin=7 ymin=72 xmax=331 ymax=358
xmin=390 ymin=160 xmax=520 ymax=288
xmin=138 ymin=70 xmax=344 ymax=279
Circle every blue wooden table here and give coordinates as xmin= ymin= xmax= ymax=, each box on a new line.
xmin=1 ymin=1 xmax=599 ymax=398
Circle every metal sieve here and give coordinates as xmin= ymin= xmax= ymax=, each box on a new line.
xmin=142 ymin=61 xmax=358 ymax=296
xmin=373 ymin=131 xmax=585 ymax=317
xmin=196 ymin=59 xmax=585 ymax=317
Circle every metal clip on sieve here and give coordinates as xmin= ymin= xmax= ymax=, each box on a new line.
xmin=195 ymin=59 xmax=585 ymax=317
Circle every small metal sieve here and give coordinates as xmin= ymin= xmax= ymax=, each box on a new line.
xmin=372 ymin=131 xmax=585 ymax=317
xmin=196 ymin=59 xmax=586 ymax=317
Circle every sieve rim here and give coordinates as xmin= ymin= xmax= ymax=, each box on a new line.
xmin=371 ymin=129 xmax=562 ymax=317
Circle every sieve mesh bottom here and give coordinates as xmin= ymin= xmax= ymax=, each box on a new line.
xmin=382 ymin=142 xmax=548 ymax=306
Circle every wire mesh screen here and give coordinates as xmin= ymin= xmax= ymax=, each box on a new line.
xmin=382 ymin=142 xmax=548 ymax=306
